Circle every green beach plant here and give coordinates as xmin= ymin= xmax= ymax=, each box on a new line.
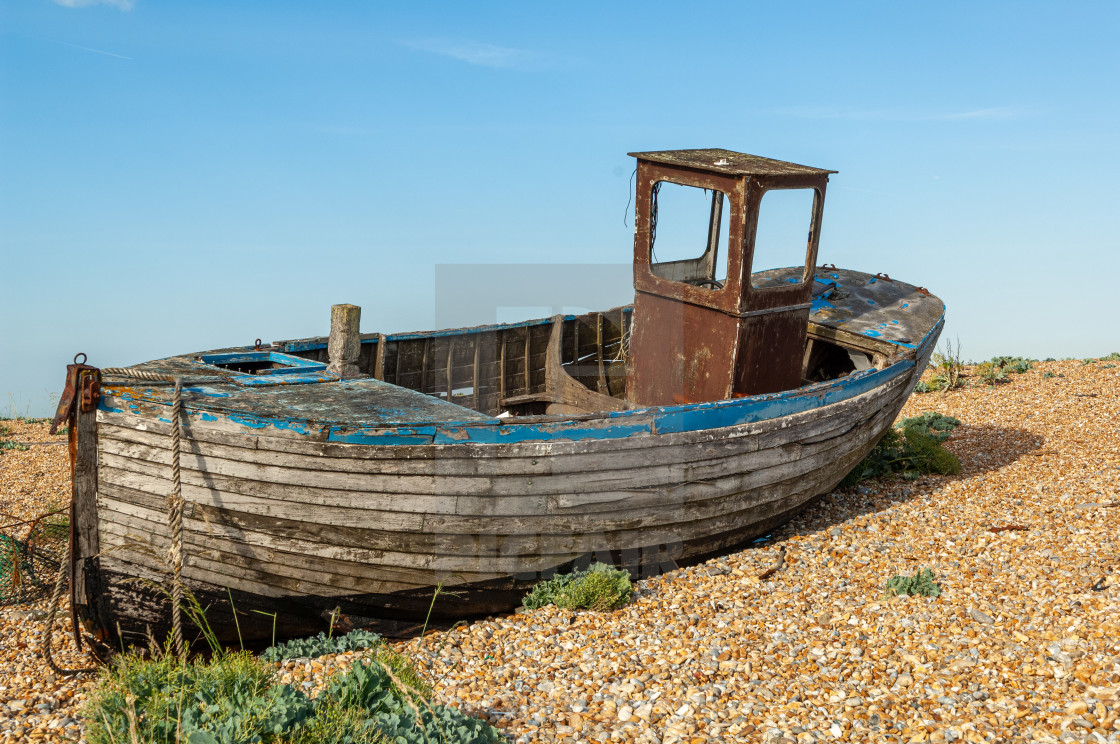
xmin=260 ymin=629 xmax=383 ymax=662
xmin=0 ymin=423 xmax=29 ymax=453
xmin=84 ymin=629 xmax=497 ymax=744
xmin=922 ymin=338 xmax=965 ymax=392
xmin=840 ymin=413 xmax=962 ymax=487
xmin=988 ymin=356 xmax=1033 ymax=374
xmin=523 ymin=562 xmax=633 ymax=611
xmin=884 ymin=568 xmax=941 ymax=598
xmin=975 ymin=361 xmax=1008 ymax=386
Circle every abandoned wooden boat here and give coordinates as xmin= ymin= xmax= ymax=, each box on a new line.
xmin=57 ymin=149 xmax=944 ymax=645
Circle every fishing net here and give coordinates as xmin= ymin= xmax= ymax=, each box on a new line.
xmin=0 ymin=510 xmax=68 ymax=606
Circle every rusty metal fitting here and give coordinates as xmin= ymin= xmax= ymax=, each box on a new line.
xmin=80 ymin=374 xmax=100 ymax=413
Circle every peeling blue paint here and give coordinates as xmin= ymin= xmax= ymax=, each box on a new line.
xmin=228 ymin=414 xmax=272 ymax=430
xmin=469 ymin=421 xmax=651 ymax=445
xmin=234 ymin=372 xmax=339 ymax=387
xmin=270 ymin=419 xmax=312 ymax=434
xmin=199 ymin=412 xmax=218 ymax=422
xmin=183 ymin=386 xmax=232 ymax=397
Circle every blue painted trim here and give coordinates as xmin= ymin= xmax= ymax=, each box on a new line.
xmin=278 ymin=339 xmax=330 ymax=353
xmin=321 ymin=360 xmax=914 ymax=446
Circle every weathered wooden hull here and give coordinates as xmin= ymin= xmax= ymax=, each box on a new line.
xmin=79 ymin=316 xmax=940 ymax=645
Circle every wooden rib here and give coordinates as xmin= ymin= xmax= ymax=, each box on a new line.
xmin=596 ymin=313 xmax=608 ymax=394
xmin=472 ymin=335 xmax=481 ymax=412
xmin=523 ymin=327 xmax=532 ymax=394
xmin=420 ymin=338 xmax=431 ymax=394
xmin=373 ymin=334 xmax=386 ymax=380
xmin=392 ymin=339 xmax=402 ymax=385
xmin=498 ymin=330 xmax=507 ymax=404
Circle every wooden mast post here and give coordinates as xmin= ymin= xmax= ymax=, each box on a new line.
xmin=327 ymin=304 xmax=362 ymax=379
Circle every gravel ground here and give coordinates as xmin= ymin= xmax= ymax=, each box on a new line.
xmin=2 ymin=358 xmax=1118 ymax=743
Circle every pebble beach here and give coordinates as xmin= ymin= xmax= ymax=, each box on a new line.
xmin=2 ymin=358 xmax=1118 ymax=743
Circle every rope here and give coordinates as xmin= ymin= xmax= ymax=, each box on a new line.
xmin=42 ymin=554 xmax=96 ymax=676
xmin=102 ymin=367 xmax=186 ymax=657
xmin=168 ymin=378 xmax=185 ymax=658
xmin=102 ymin=368 xmax=180 ymax=383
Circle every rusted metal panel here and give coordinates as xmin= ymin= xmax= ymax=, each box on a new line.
xmin=734 ymin=310 xmax=810 ymax=396
xmin=627 ymin=292 xmax=741 ymax=406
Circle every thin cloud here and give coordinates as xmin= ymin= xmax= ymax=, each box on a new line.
xmin=771 ymin=106 xmax=1031 ymax=122
xmin=33 ymin=36 xmax=132 ymax=60
xmin=938 ymin=107 xmax=1027 ymax=121
xmin=402 ymin=38 xmax=532 ymax=69
xmin=53 ymin=0 xmax=134 ymax=9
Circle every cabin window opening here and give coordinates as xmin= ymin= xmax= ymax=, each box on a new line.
xmin=649 ymin=181 xmax=731 ymax=290
xmin=751 ymin=188 xmax=818 ymax=289
xmin=198 ymin=351 xmax=327 ymax=376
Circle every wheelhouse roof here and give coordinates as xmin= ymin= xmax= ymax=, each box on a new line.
xmin=628 ymin=148 xmax=836 ymax=178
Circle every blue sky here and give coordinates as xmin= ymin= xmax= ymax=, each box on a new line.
xmin=2 ymin=1 xmax=1117 ymax=416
